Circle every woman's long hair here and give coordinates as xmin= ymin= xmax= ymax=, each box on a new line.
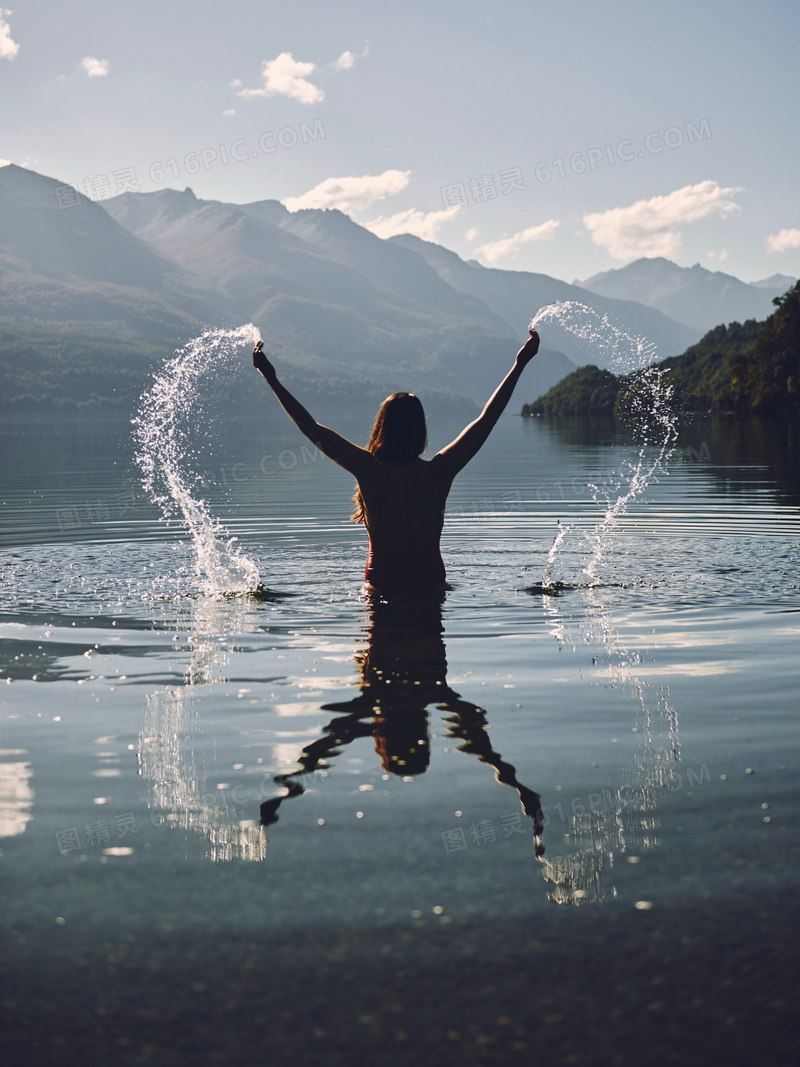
xmin=351 ymin=392 xmax=427 ymax=523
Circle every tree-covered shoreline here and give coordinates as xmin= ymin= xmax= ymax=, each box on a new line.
xmin=0 ymin=317 xmax=477 ymax=422
xmin=524 ymin=281 xmax=799 ymax=418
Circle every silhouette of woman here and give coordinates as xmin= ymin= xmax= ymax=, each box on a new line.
xmin=253 ymin=330 xmax=540 ymax=596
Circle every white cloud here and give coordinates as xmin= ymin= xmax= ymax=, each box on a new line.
xmin=332 ymin=50 xmax=355 ymax=70
xmin=80 ymin=56 xmax=109 ymax=77
xmin=0 ymin=9 xmax=19 ymax=60
xmin=475 ymin=220 xmax=560 ymax=266
xmin=767 ymin=228 xmax=800 ymax=253
xmin=583 ymin=180 xmax=742 ymax=261
xmin=229 ymin=78 xmax=242 ymax=88
xmin=708 ymin=248 xmax=729 ymax=261
xmin=0 ymin=158 xmax=11 ymax=167
xmin=282 ymin=169 xmax=411 ymax=213
xmin=362 ymin=206 xmax=461 ymax=241
xmin=222 ymin=108 xmax=237 ymax=117
xmin=465 ymin=226 xmax=480 ymax=242
xmin=238 ymin=52 xmax=323 ymax=104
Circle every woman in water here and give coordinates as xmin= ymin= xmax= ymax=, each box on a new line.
xmin=252 ymin=329 xmax=540 ymax=596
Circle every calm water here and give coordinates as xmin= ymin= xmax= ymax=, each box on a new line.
xmin=1 ymin=409 xmax=798 ymax=1064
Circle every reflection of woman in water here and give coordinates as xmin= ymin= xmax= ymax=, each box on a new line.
xmin=253 ymin=330 xmax=540 ymax=596
xmin=260 ymin=597 xmax=544 ymax=855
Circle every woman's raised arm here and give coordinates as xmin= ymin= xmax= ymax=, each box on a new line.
xmin=252 ymin=343 xmax=375 ymax=478
xmin=432 ymin=330 xmax=539 ymax=480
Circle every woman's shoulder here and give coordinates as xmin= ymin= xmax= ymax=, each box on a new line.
xmin=425 ymin=452 xmax=448 ymax=475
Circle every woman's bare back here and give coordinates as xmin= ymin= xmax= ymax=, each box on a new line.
xmin=359 ymin=459 xmax=452 ymax=595
xmin=360 ymin=458 xmax=449 ymax=549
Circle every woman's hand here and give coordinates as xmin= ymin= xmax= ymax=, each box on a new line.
xmin=515 ymin=329 xmax=540 ymax=368
xmin=252 ymin=341 xmax=275 ymax=381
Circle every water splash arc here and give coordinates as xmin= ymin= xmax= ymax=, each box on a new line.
xmin=530 ymin=300 xmax=678 ymax=584
xmin=133 ymin=325 xmax=261 ymax=595
xmin=530 ymin=300 xmax=658 ymax=374
xmin=529 ymin=301 xmax=682 ymax=905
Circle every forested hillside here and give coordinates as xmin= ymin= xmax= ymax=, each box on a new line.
xmin=523 ymin=282 xmax=799 ymax=418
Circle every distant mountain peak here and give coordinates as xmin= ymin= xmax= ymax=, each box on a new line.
xmin=576 ymin=256 xmax=782 ymax=332
xmin=752 ymin=273 xmax=796 ymax=291
xmin=0 ymin=163 xmax=233 ymax=327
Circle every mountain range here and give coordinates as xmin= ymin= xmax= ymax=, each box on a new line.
xmin=576 ymin=258 xmax=794 ymax=333
xmin=0 ymin=163 xmax=233 ymax=336
xmin=102 ymin=184 xmax=700 ymax=367
xmin=3 ymin=163 xmax=776 ymax=418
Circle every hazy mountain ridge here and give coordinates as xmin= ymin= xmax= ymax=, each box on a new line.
xmin=1 ymin=164 xmax=758 ymax=419
xmin=257 ymin=204 xmax=504 ymax=327
xmin=751 ymin=273 xmax=796 ymax=290
xmin=390 ymin=235 xmax=700 ymax=367
xmin=576 ymin=257 xmax=795 ymax=333
xmin=103 ymin=189 xmax=517 ymax=341
xmin=0 ymin=164 xmax=236 ymax=335
xmin=0 ymin=167 xmax=552 ymax=412
xmin=101 ymin=184 xmax=584 ymax=403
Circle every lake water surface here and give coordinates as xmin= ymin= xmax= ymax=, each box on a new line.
xmin=1 ymin=409 xmax=798 ymax=1065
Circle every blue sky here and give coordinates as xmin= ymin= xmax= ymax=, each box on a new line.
xmin=2 ymin=0 xmax=798 ymax=283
